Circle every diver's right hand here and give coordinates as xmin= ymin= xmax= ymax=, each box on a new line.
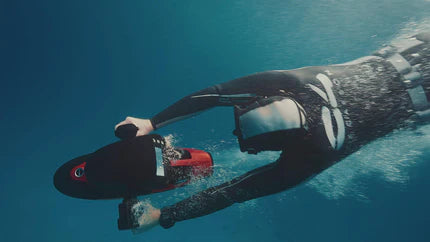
xmin=115 ymin=117 xmax=154 ymax=136
xmin=132 ymin=202 xmax=161 ymax=234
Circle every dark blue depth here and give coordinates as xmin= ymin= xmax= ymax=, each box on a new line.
xmin=1 ymin=1 xmax=430 ymax=241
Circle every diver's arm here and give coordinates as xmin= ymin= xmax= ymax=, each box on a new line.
xmin=150 ymin=71 xmax=296 ymax=129
xmin=116 ymin=71 xmax=296 ymax=133
xmin=158 ymin=152 xmax=316 ymax=229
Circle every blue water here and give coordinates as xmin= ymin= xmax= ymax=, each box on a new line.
xmin=2 ymin=0 xmax=430 ymax=241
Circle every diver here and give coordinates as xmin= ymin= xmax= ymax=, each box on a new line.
xmin=115 ymin=32 xmax=430 ymax=231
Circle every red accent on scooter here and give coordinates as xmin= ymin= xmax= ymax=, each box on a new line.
xmin=70 ymin=162 xmax=88 ymax=182
xmin=151 ymin=148 xmax=213 ymax=193
xmin=170 ymin=148 xmax=213 ymax=177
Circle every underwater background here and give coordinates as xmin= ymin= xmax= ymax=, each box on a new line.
xmin=2 ymin=0 xmax=430 ymax=241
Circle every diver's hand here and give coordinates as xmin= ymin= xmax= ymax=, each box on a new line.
xmin=115 ymin=117 xmax=154 ymax=136
xmin=132 ymin=203 xmax=161 ymax=234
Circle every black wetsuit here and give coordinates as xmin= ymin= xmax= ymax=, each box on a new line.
xmin=152 ymin=33 xmax=430 ymax=229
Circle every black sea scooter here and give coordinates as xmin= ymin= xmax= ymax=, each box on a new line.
xmin=54 ymin=124 xmax=213 ymax=230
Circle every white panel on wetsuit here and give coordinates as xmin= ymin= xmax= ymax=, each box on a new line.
xmin=239 ymin=98 xmax=303 ymax=139
xmin=407 ymin=85 xmax=429 ymax=111
xmin=155 ymin=147 xmax=165 ymax=176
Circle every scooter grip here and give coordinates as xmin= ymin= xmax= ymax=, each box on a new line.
xmin=115 ymin=124 xmax=139 ymax=140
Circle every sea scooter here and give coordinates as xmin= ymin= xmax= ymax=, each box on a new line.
xmin=54 ymin=124 xmax=213 ymax=230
